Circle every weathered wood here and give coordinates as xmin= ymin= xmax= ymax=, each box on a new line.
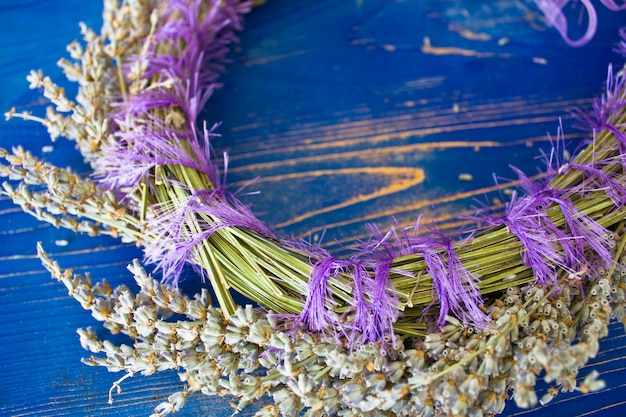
xmin=1 ymin=1 xmax=625 ymax=415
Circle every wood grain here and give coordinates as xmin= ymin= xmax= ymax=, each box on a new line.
xmin=1 ymin=1 xmax=625 ymax=416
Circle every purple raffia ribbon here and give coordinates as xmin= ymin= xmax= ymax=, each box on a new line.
xmin=533 ymin=0 xmax=626 ymax=47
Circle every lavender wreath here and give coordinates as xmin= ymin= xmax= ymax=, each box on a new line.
xmin=3 ymin=1 xmax=626 ymax=416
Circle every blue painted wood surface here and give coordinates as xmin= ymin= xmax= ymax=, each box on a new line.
xmin=1 ymin=1 xmax=625 ymax=416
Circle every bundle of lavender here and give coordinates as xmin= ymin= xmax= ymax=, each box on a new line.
xmin=3 ymin=0 xmax=626 ymax=416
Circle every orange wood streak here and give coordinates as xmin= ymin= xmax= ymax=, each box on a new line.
xmin=447 ymin=24 xmax=492 ymax=41
xmin=259 ymin=167 xmax=426 ymax=228
xmin=230 ymin=133 xmax=583 ymax=174
xmin=251 ymin=166 xmax=421 ymax=183
xmin=421 ymin=37 xmax=510 ymax=58
xmin=422 ymin=43 xmax=495 ymax=58
xmin=229 ymin=97 xmax=588 ymax=157
xmin=291 ymin=176 xmax=539 ymax=238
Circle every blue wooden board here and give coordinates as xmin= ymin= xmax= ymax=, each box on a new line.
xmin=1 ymin=0 xmax=625 ymax=416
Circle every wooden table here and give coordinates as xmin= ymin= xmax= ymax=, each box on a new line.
xmin=1 ymin=1 xmax=625 ymax=415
